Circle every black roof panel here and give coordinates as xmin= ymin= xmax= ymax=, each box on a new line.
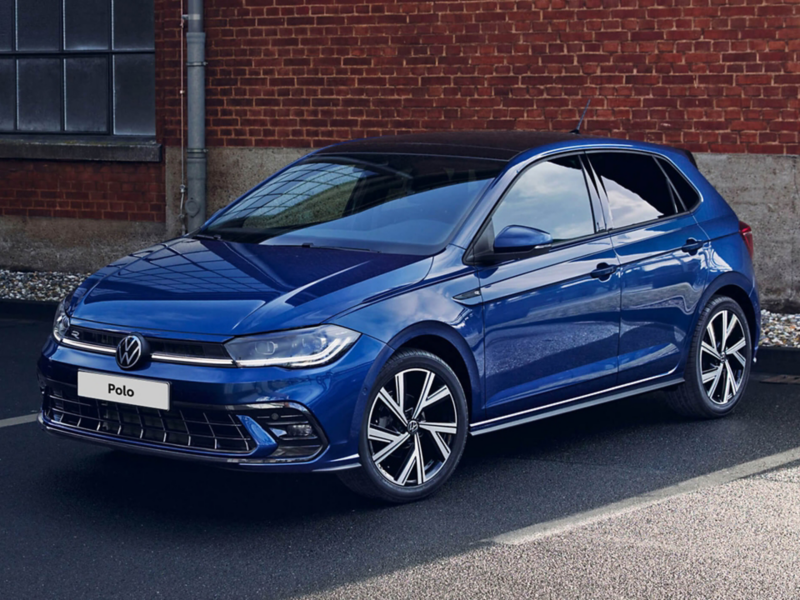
xmin=315 ymin=131 xmax=587 ymax=162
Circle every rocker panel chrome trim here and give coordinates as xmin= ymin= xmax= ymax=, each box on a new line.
xmin=470 ymin=369 xmax=682 ymax=435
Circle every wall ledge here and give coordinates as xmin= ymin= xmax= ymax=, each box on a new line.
xmin=0 ymin=136 xmax=162 ymax=163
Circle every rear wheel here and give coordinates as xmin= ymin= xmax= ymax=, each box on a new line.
xmin=338 ymin=349 xmax=468 ymax=503
xmin=665 ymin=296 xmax=752 ymax=418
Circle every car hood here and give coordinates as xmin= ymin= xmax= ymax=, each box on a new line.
xmin=72 ymin=238 xmax=432 ymax=336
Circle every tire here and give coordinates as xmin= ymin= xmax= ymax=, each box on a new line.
xmin=665 ymin=296 xmax=753 ymax=419
xmin=338 ymin=349 xmax=469 ymax=503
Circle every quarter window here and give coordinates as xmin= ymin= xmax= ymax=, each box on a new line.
xmin=657 ymin=158 xmax=701 ymax=211
xmin=0 ymin=0 xmax=155 ymax=136
xmin=587 ymin=153 xmax=678 ymax=229
xmin=491 ymin=156 xmax=596 ymax=243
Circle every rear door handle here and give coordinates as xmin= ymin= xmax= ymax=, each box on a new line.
xmin=681 ymin=238 xmax=705 ymax=254
xmin=590 ymin=263 xmax=617 ymax=281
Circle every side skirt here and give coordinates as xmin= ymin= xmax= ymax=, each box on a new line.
xmin=469 ymin=375 xmax=684 ymax=436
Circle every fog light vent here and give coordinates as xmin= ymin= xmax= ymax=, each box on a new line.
xmin=252 ymin=404 xmax=326 ymax=461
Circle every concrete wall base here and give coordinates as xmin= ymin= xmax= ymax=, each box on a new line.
xmin=0 ymin=217 xmax=164 ymax=273
xmin=1 ymin=147 xmax=797 ymax=311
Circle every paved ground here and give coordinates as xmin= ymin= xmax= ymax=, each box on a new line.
xmin=1 ymin=315 xmax=800 ymax=599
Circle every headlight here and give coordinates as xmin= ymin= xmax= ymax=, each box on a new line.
xmin=52 ymin=301 xmax=70 ymax=342
xmin=225 ymin=325 xmax=360 ymax=368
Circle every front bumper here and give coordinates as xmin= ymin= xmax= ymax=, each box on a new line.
xmin=38 ymin=331 xmax=387 ymax=472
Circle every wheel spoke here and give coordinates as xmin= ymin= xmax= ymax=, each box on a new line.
xmin=368 ymin=426 xmax=402 ymax=444
xmin=702 ymin=365 xmax=723 ymax=384
xmin=722 ymin=362 xmax=732 ymax=402
xmin=707 ymin=363 xmax=724 ymax=398
xmin=372 ymin=432 xmax=410 ymax=464
xmin=706 ymin=317 xmax=718 ymax=351
xmin=395 ymin=447 xmax=417 ymax=485
xmin=720 ymin=311 xmax=729 ymax=348
xmin=723 ymin=314 xmax=739 ymax=350
xmin=429 ymin=430 xmax=451 ymax=461
xmin=701 ymin=341 xmax=721 ymax=360
xmin=727 ymin=338 xmax=746 ymax=354
xmin=377 ymin=387 xmax=407 ymax=426
xmin=419 ymin=421 xmax=457 ymax=435
xmin=395 ymin=371 xmax=406 ymax=415
xmin=725 ymin=360 xmax=740 ymax=397
xmin=731 ymin=349 xmax=747 ymax=367
xmin=411 ymin=371 xmax=436 ymax=419
xmin=413 ymin=435 xmax=425 ymax=485
xmin=413 ymin=386 xmax=451 ymax=419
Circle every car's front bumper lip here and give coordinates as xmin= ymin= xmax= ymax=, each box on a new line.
xmin=39 ymin=411 xmax=362 ymax=472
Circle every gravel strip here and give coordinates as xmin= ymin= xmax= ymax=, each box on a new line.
xmin=761 ymin=310 xmax=800 ymax=348
xmin=1 ymin=269 xmax=798 ymax=348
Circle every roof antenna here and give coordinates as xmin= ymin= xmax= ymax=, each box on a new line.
xmin=570 ymin=99 xmax=591 ymax=135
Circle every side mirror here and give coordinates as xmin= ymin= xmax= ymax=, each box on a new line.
xmin=493 ymin=225 xmax=553 ymax=255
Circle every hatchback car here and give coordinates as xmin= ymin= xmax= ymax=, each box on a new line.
xmin=39 ymin=131 xmax=759 ymax=502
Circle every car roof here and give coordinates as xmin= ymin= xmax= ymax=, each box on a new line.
xmin=314 ymin=131 xmax=697 ymax=166
xmin=314 ymin=131 xmax=587 ymax=161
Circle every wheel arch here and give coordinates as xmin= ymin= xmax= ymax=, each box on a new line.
xmin=696 ymin=272 xmax=759 ymax=348
xmin=348 ymin=322 xmax=482 ymax=439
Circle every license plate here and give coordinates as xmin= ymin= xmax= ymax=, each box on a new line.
xmin=78 ymin=371 xmax=170 ymax=411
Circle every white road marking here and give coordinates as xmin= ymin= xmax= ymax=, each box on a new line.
xmin=491 ymin=446 xmax=800 ymax=545
xmin=0 ymin=414 xmax=39 ymax=429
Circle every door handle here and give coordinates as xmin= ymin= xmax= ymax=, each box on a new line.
xmin=590 ymin=263 xmax=617 ymax=281
xmin=681 ymin=238 xmax=704 ymax=255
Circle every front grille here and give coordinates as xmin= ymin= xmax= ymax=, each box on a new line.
xmin=67 ymin=326 xmax=231 ymax=360
xmin=44 ymin=394 xmax=255 ymax=454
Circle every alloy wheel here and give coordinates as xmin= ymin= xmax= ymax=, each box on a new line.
xmin=699 ymin=309 xmax=748 ymax=405
xmin=366 ymin=368 xmax=458 ymax=487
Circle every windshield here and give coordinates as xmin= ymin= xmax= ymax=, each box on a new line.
xmin=202 ymin=154 xmax=504 ymax=255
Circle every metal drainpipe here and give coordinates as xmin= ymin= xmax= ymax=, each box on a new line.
xmin=185 ymin=0 xmax=207 ymax=232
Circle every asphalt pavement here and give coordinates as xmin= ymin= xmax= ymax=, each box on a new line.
xmin=1 ymin=313 xmax=800 ymax=599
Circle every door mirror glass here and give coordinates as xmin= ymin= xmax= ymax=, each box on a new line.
xmin=493 ymin=225 xmax=553 ymax=255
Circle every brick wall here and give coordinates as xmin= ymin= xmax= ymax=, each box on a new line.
xmin=0 ymin=161 xmax=165 ymax=221
xmin=156 ymin=0 xmax=799 ymax=153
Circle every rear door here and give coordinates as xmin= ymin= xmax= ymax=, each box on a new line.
xmin=585 ymin=151 xmax=708 ymax=385
xmin=478 ymin=155 xmax=622 ymax=419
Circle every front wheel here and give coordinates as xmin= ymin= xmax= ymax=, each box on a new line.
xmin=665 ymin=296 xmax=753 ymax=418
xmin=338 ymin=349 xmax=469 ymax=503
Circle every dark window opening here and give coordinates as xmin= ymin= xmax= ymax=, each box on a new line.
xmin=0 ymin=0 xmax=155 ymax=137
xmin=587 ymin=153 xmax=678 ymax=229
xmin=658 ymin=158 xmax=701 ymax=212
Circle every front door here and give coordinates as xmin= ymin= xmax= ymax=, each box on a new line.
xmin=479 ymin=155 xmax=622 ymax=419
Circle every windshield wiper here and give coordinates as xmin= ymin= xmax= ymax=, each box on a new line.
xmin=299 ymin=242 xmax=380 ymax=253
xmin=190 ymin=232 xmax=223 ymax=241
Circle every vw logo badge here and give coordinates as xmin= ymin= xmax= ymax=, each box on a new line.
xmin=116 ymin=334 xmax=148 ymax=370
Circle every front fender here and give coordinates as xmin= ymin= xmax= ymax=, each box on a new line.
xmin=333 ymin=274 xmax=486 ymax=431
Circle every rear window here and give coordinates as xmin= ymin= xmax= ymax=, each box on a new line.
xmin=587 ymin=152 xmax=678 ymax=229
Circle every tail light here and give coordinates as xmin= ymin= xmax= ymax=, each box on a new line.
xmin=739 ymin=221 xmax=754 ymax=259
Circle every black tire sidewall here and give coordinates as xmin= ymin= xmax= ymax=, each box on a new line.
xmin=357 ymin=350 xmax=469 ymax=502
xmin=689 ymin=297 xmax=752 ymax=415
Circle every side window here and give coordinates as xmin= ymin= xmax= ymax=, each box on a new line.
xmin=657 ymin=158 xmax=701 ymax=211
xmin=491 ymin=156 xmax=595 ymax=243
xmin=587 ymin=153 xmax=678 ymax=229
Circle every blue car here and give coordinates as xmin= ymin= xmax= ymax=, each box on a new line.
xmin=39 ymin=132 xmax=759 ymax=502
